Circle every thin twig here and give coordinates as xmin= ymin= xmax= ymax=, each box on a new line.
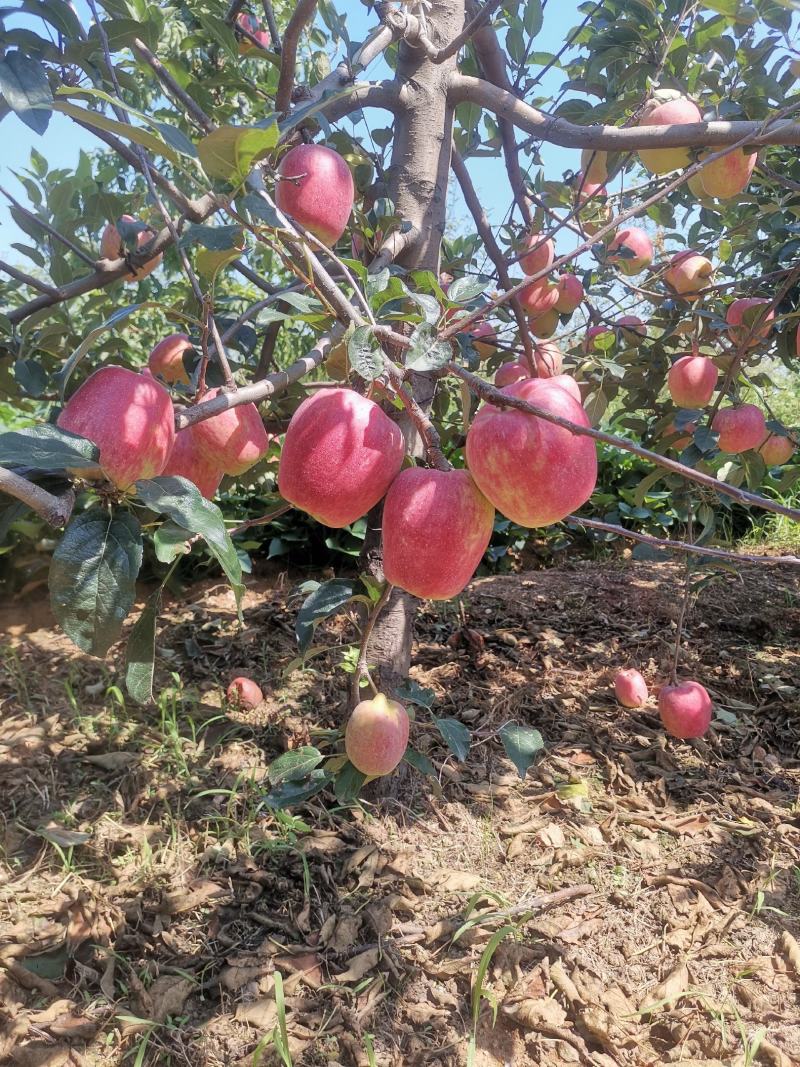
xmin=0 ymin=184 xmax=96 ymax=266
xmin=0 ymin=260 xmax=59 ymax=296
xmin=0 ymin=468 xmax=75 ymax=527
xmin=132 ymin=38 xmax=216 ymax=132
xmin=275 ymin=0 xmax=318 ymax=114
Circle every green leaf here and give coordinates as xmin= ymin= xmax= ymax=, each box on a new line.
xmin=20 ymin=0 xmax=83 ymax=39
xmin=57 ymin=304 xmax=143 ymax=396
xmin=268 ymin=746 xmax=323 ymax=787
xmin=52 ymin=101 xmax=179 ymax=162
xmin=523 ymin=0 xmax=544 ymax=37
xmin=133 ymin=477 xmax=243 ymax=608
xmin=14 ymin=358 xmax=48 ymax=398
xmin=0 ymin=425 xmax=99 ymax=470
xmin=0 ymin=51 xmax=53 ymax=135
xmin=125 ymin=597 xmax=158 ymax=705
xmin=499 ymin=723 xmax=544 ymax=778
xmin=295 ymin=578 xmax=355 ymax=653
xmin=50 ymin=508 xmax=143 ymax=657
xmin=347 ymin=325 xmax=384 ymax=381
xmin=181 ymin=223 xmax=243 ymax=252
xmin=406 ymin=323 xmax=452 ymax=372
xmin=262 ymin=769 xmax=330 ymax=809
xmin=395 ymin=680 xmax=435 ymax=708
xmin=197 ymin=123 xmax=278 ymax=181
xmin=334 ymin=761 xmax=367 ymax=803
xmin=403 ymin=745 xmax=437 ymax=778
xmin=445 ymin=276 xmax=490 ymax=304
xmin=434 ymin=718 xmax=471 ymax=761
xmin=408 ymin=291 xmax=441 ymax=326
xmin=153 ymin=520 xmax=191 ymax=563
xmin=240 ymin=192 xmax=282 ymax=227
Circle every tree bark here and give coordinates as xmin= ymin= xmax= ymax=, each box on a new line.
xmin=361 ymin=0 xmax=465 ymax=694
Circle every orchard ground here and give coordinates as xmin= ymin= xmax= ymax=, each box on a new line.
xmin=2 ymin=555 xmax=800 ymax=1066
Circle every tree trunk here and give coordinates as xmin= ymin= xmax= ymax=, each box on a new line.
xmin=363 ymin=0 xmax=465 ymax=694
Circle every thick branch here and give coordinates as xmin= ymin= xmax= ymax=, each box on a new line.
xmin=275 ymin=0 xmax=318 ymax=114
xmin=0 ymin=468 xmax=75 ymax=527
xmin=0 ymin=260 xmax=59 ymax=296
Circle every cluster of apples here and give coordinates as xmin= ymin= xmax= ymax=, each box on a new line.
xmin=614 ymin=668 xmax=713 ymax=739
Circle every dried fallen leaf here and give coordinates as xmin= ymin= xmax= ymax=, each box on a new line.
xmin=640 ymin=962 xmax=690 ymax=1012
xmin=160 ymin=878 xmax=228 ymax=915
xmin=37 ymin=824 xmax=92 ymax=848
xmin=147 ymin=976 xmax=194 ymax=1023
xmin=778 ymin=930 xmax=800 ymax=973
xmin=427 ymin=869 xmax=483 ymax=893
xmin=334 ymin=947 xmax=380 ymax=983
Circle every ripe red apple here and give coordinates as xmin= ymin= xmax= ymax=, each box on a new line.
xmin=382 ymin=468 xmax=494 ymax=600
xmin=345 ymin=692 xmax=410 ymax=776
xmin=726 ymin=298 xmax=774 ymax=347
xmin=664 ymin=250 xmax=714 ymax=296
xmin=518 ymin=279 xmax=560 ymax=318
xmin=759 ymin=433 xmax=795 ymax=466
xmin=519 ymin=232 xmax=555 ymax=276
xmin=236 ymin=12 xmax=270 ymax=54
xmin=471 ymin=320 xmax=497 ymax=360
xmin=616 ymin=316 xmax=648 ymax=345
xmin=581 ymin=148 xmax=609 ymax=183
xmin=607 ymin=227 xmax=654 ymax=276
xmin=191 ymin=388 xmax=271 ymax=476
xmin=554 ymin=273 xmax=584 ymax=314
xmin=149 ymin=334 xmax=193 ymax=385
xmin=278 ymin=387 xmax=405 ymax=527
xmin=57 ymin=366 xmax=175 ymax=489
xmin=548 ymin=374 xmax=582 ymax=404
xmin=226 ymin=676 xmax=263 ymax=709
xmin=276 ymin=143 xmax=354 ymax=246
xmin=712 ymin=404 xmax=767 ymax=453
xmin=534 ymin=340 xmax=563 ymax=377
xmin=614 ymin=668 xmax=649 ymax=708
xmin=100 ymin=215 xmax=162 ymax=282
xmin=658 ymin=681 xmax=713 ymax=739
xmin=692 ymin=148 xmax=757 ymax=199
xmin=495 ymin=361 xmax=528 ymax=388
xmin=162 ymin=426 xmax=224 ymax=498
xmin=636 ymin=91 xmax=703 ymax=174
xmin=466 ymin=377 xmax=598 ymax=527
xmin=667 ymin=354 xmax=718 ymax=408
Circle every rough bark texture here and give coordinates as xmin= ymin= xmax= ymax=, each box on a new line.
xmin=362 ymin=0 xmax=465 ymax=695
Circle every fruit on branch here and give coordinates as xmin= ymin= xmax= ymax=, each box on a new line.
xmin=278 ymin=388 xmax=405 ymax=528
xmin=690 ymin=147 xmax=757 ymax=199
xmin=548 ymin=375 xmax=582 ymax=403
xmin=614 ymin=668 xmax=649 ymax=708
xmin=276 ymin=143 xmax=355 ymax=246
xmin=57 ymin=366 xmax=175 ymax=489
xmin=236 ymin=12 xmax=270 ymax=54
xmin=581 ymin=147 xmax=609 ymax=183
xmin=667 ymin=354 xmax=718 ymax=408
xmin=664 ymin=250 xmax=714 ymax=296
xmin=191 ymin=388 xmax=271 ymax=475
xmin=534 ymin=340 xmax=564 ymax=377
xmin=495 ymin=361 xmax=528 ymax=389
xmin=518 ymin=280 xmax=560 ymax=318
xmin=519 ymin=233 xmax=555 ymax=276
xmin=100 ymin=215 xmax=162 ymax=282
xmin=726 ymin=297 xmax=774 ymax=346
xmin=758 ymin=433 xmax=795 ymax=466
xmin=665 ymin=418 xmax=697 ymax=449
xmin=583 ymin=324 xmax=613 ymax=352
xmin=658 ymin=680 xmax=713 ymax=739
xmin=615 ymin=316 xmax=648 ymax=345
xmin=574 ymin=175 xmax=610 ymax=235
xmin=226 ymin=676 xmax=264 ymax=709
xmin=466 ymin=377 xmax=598 ymax=527
xmin=528 ymin=307 xmax=560 ymax=338
xmin=554 ymin=273 xmax=584 ymax=314
xmin=712 ymin=404 xmax=767 ymax=453
xmin=345 ymin=693 xmax=410 ymax=777
xmin=162 ymin=427 xmax=224 ymax=499
xmin=148 ymin=334 xmax=193 ymax=385
xmin=636 ymin=90 xmax=703 ymax=174
xmin=471 ymin=321 xmax=498 ymax=360
xmin=607 ymin=227 xmax=654 ymax=276
xmin=382 ymin=468 xmax=494 ymax=600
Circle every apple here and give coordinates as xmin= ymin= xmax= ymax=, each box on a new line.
xmin=162 ymin=426 xmax=224 ymax=498
xmin=667 ymin=354 xmax=718 ymax=408
xmin=665 ymin=419 xmax=697 ymax=450
xmin=581 ymin=147 xmax=609 ymax=183
xmin=583 ymin=324 xmax=613 ymax=353
xmin=692 ymin=148 xmax=757 ymax=199
xmin=607 ymin=227 xmax=654 ymax=275
xmin=276 ymin=143 xmax=355 ymax=246
xmin=148 ymin=334 xmax=193 ymax=385
xmin=712 ymin=404 xmax=767 ymax=453
xmin=534 ymin=340 xmax=564 ymax=377
xmin=495 ymin=361 xmax=528 ymax=389
xmin=528 ymin=306 xmax=560 ymax=338
xmin=100 ymin=215 xmax=162 ymax=282
xmin=726 ymin=297 xmax=774 ymax=347
xmin=236 ymin=12 xmax=270 ymax=54
xmin=278 ymin=387 xmax=405 ymax=528
xmin=472 ymin=320 xmax=498 ymax=360
xmin=345 ymin=692 xmax=410 ymax=776
xmin=554 ymin=273 xmax=584 ymax=314
xmin=227 ymin=676 xmax=263 ymax=709
xmin=192 ymin=388 xmax=271 ymax=475
xmin=519 ymin=232 xmax=555 ymax=277
xmin=548 ymin=374 xmax=582 ymax=404
xmin=616 ymin=316 xmax=648 ymax=345
xmin=658 ymin=681 xmax=713 ymax=739
xmin=466 ymin=377 xmax=598 ymax=527
xmin=574 ymin=174 xmax=610 ymax=235
xmin=614 ymin=668 xmax=649 ymax=708
xmin=664 ymin=250 xmax=714 ymax=296
xmin=518 ymin=280 xmax=560 ymax=318
xmin=758 ymin=433 xmax=794 ymax=466
xmin=57 ymin=365 xmax=175 ymax=489
xmin=636 ymin=91 xmax=703 ymax=174
xmin=382 ymin=468 xmax=494 ymax=600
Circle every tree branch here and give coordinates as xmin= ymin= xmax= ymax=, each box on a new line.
xmin=0 ymin=468 xmax=75 ymax=528
xmin=0 ymin=184 xmax=96 ymax=267
xmin=0 ymin=260 xmax=59 ymax=296
xmin=275 ymin=0 xmax=318 ymax=114
xmin=131 ymin=38 xmax=216 ymax=132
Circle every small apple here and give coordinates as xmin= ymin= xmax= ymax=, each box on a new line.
xmin=726 ymin=297 xmax=774 ymax=347
xmin=614 ymin=668 xmax=649 ymax=708
xmin=758 ymin=433 xmax=794 ymax=466
xmin=276 ymin=143 xmax=354 ymax=246
xmin=227 ymin=676 xmax=263 ymax=709
xmin=658 ymin=681 xmax=713 ymax=739
xmin=664 ymin=250 xmax=714 ymax=296
xmin=667 ymin=354 xmax=718 ymax=408
xmin=345 ymin=693 xmax=410 ymax=776
xmin=148 ymin=334 xmax=193 ymax=385
xmin=607 ymin=227 xmax=654 ymax=276
xmin=519 ymin=232 xmax=555 ymax=277
xmin=637 ymin=91 xmax=703 ymax=174
xmin=554 ymin=273 xmax=584 ymax=314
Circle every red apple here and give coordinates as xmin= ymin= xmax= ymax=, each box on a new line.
xmin=100 ymin=215 xmax=162 ymax=282
xmin=758 ymin=433 xmax=794 ymax=466
xmin=692 ymin=148 xmax=757 ymax=199
xmin=637 ymin=91 xmax=703 ymax=174
xmin=712 ymin=404 xmax=767 ymax=453
xmin=227 ymin=676 xmax=263 ymax=709
xmin=534 ymin=340 xmax=563 ymax=377
xmin=345 ymin=693 xmax=410 ymax=776
xmin=466 ymin=377 xmax=598 ymax=527
xmin=519 ymin=232 xmax=555 ymax=277
xmin=382 ymin=468 xmax=494 ymax=600
xmin=658 ymin=681 xmax=713 ymax=739
xmin=495 ymin=361 xmax=529 ymax=388
xmin=278 ymin=387 xmax=405 ymax=527
xmin=518 ymin=279 xmax=560 ymax=318
xmin=554 ymin=273 xmax=584 ymax=314
xmin=667 ymin=354 xmax=718 ymax=408
xmin=665 ymin=419 xmax=697 ymax=450
xmin=664 ymin=250 xmax=714 ymax=296
xmin=57 ymin=366 xmax=175 ymax=489
xmin=607 ymin=227 xmax=654 ymax=276
xmin=726 ymin=298 xmax=774 ymax=347
xmin=528 ymin=306 xmax=560 ymax=338
xmin=548 ymin=374 xmax=582 ymax=404
xmin=236 ymin=13 xmax=270 ymax=53
xmin=162 ymin=426 xmax=224 ymax=498
xmin=471 ymin=320 xmax=498 ymax=360
xmin=192 ymin=388 xmax=271 ymax=476
xmin=276 ymin=143 xmax=354 ymax=246
xmin=616 ymin=316 xmax=648 ymax=345
xmin=148 ymin=334 xmax=193 ymax=385
xmin=614 ymin=668 xmax=649 ymax=708
xmin=583 ymin=324 xmax=613 ymax=353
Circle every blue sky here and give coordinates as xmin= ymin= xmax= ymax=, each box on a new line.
xmin=0 ymin=0 xmax=584 ymax=262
